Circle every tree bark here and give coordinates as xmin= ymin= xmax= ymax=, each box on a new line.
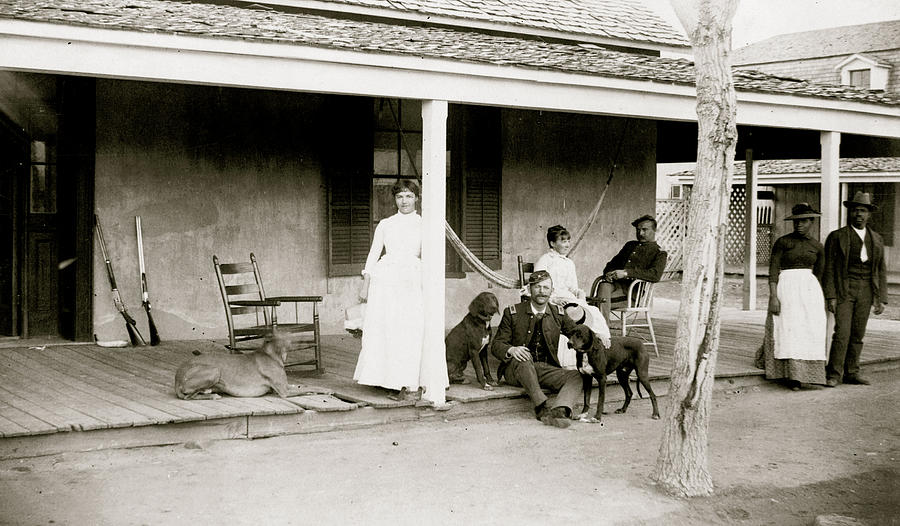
xmin=651 ymin=0 xmax=739 ymax=497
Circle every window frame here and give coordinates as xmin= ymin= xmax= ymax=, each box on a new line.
xmin=326 ymin=98 xmax=502 ymax=277
xmin=848 ymin=68 xmax=871 ymax=89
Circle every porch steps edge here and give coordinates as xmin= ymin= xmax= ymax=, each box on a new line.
xmin=1 ymin=359 xmax=896 ymax=461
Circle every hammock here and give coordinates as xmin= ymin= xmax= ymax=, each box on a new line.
xmin=443 ymin=220 xmax=520 ymax=288
xmin=385 ymin=100 xmax=629 ymax=289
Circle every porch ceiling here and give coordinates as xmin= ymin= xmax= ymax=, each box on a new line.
xmin=1 ymin=0 xmax=900 ymax=139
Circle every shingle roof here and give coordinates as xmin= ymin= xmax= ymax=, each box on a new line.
xmin=732 ymin=20 xmax=900 ymax=65
xmin=284 ymin=0 xmax=690 ymax=48
xmin=2 ymin=0 xmax=899 ymax=106
xmin=671 ymin=157 xmax=900 ymax=179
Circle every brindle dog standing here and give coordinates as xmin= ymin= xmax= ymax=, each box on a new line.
xmin=175 ymin=332 xmax=302 ymax=399
xmin=568 ymin=324 xmax=660 ymax=423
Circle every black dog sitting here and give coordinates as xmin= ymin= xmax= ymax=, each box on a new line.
xmin=568 ymin=324 xmax=660 ymax=424
xmin=445 ymin=292 xmax=499 ymax=390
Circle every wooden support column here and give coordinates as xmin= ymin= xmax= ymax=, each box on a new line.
xmin=742 ymin=150 xmax=758 ymax=310
xmin=820 ymin=131 xmax=841 ymax=243
xmin=420 ymin=100 xmax=448 ymax=405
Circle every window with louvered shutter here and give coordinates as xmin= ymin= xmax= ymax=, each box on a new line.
xmin=326 ymin=98 xmax=502 ymax=276
xmin=463 ymin=174 xmax=502 ymax=270
xmin=327 ymin=96 xmax=373 ymax=277
xmin=461 ymin=106 xmax=502 ymax=271
xmin=328 ymin=173 xmax=371 ymax=275
xmin=848 ymin=69 xmax=871 ymax=89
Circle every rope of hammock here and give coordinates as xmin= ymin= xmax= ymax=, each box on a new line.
xmin=384 ymin=100 xmax=628 ymax=289
xmin=443 ymin=220 xmax=521 ymax=288
xmin=567 ymin=118 xmax=631 ymax=257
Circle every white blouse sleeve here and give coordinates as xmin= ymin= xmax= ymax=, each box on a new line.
xmin=362 ymin=219 xmax=387 ymax=276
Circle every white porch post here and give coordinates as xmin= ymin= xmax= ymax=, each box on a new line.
xmin=421 ymin=99 xmax=448 ymax=405
xmin=742 ymin=150 xmax=758 ymax=311
xmin=820 ymin=131 xmax=841 ymax=242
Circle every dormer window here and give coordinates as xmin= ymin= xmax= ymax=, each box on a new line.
xmin=848 ymin=69 xmax=871 ymax=89
xmin=835 ymin=54 xmax=890 ymax=91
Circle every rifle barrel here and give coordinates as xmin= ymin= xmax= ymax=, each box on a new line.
xmin=135 ymin=215 xmax=160 ymax=345
xmin=95 ymin=213 xmax=146 ymax=346
xmin=136 ymin=216 xmax=146 ymax=276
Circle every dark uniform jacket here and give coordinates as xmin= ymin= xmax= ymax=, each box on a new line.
xmin=602 ymin=240 xmax=668 ymax=282
xmin=823 ymin=226 xmax=888 ymax=305
xmin=491 ymin=301 xmax=576 ymax=368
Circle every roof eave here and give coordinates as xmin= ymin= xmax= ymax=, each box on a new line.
xmin=1 ymin=20 xmax=897 ymax=139
xmin=734 ymin=46 xmax=900 ymax=68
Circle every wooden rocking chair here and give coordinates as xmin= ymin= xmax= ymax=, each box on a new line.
xmin=517 ymin=255 xmax=535 ymax=302
xmin=213 ymin=253 xmax=323 ymax=373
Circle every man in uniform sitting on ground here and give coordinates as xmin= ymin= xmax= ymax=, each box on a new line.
xmin=596 ymin=214 xmax=668 ymax=322
xmin=492 ymin=270 xmax=582 ymax=428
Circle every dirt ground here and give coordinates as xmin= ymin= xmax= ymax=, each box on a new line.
xmin=1 ymin=368 xmax=897 ymax=525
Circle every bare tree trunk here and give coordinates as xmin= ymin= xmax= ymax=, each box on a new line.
xmin=651 ymin=0 xmax=739 ymax=497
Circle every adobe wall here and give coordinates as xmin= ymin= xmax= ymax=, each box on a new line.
xmin=92 ymin=81 xmax=658 ymax=341
xmin=93 ymin=80 xmax=332 ymax=342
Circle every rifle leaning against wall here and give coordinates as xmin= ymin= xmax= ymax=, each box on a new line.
xmin=135 ymin=216 xmax=161 ymax=345
xmin=95 ymin=213 xmax=146 ymax=346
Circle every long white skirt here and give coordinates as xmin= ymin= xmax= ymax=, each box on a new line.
xmin=354 ymin=255 xmax=424 ymax=391
xmin=773 ymin=269 xmax=826 ymax=361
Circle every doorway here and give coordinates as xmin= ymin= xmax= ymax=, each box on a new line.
xmin=0 ymin=74 xmax=93 ymax=341
xmin=0 ymin=113 xmax=27 ymax=337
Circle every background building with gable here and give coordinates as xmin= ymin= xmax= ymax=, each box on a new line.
xmin=661 ymin=20 xmax=900 ymax=285
xmin=731 ymin=19 xmax=900 ymax=94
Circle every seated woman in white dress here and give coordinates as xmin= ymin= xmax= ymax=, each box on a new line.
xmin=534 ymin=225 xmax=611 ymax=367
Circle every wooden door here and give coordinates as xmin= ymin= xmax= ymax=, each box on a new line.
xmin=24 ymin=138 xmax=58 ymax=336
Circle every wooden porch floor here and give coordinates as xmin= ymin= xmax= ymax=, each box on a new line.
xmin=2 ymin=305 xmax=899 ymax=442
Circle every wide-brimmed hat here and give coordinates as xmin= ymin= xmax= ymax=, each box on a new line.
xmin=563 ymin=303 xmax=592 ymax=326
xmin=784 ymin=203 xmax=821 ymax=220
xmin=631 ymin=214 xmax=657 ymax=227
xmin=843 ymin=191 xmax=877 ymax=211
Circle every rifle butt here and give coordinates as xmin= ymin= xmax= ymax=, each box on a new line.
xmin=126 ymin=322 xmax=147 ymax=346
xmin=146 ymin=307 xmax=161 ymax=346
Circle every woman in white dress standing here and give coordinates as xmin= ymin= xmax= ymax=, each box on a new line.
xmin=354 ymin=180 xmax=426 ymax=400
xmin=755 ymin=203 xmax=827 ymax=390
xmin=534 ymin=225 xmax=611 ymax=368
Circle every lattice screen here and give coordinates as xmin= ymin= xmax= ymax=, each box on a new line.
xmin=725 ymin=187 xmax=746 ymax=265
xmin=757 ymin=225 xmax=772 ymax=265
xmin=658 ymin=189 xmax=772 ymax=269
xmin=656 ymin=198 xmax=688 ymax=271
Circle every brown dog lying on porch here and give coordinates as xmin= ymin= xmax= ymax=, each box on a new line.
xmin=568 ymin=324 xmax=660 ymax=423
xmin=445 ymin=291 xmax=499 ymax=391
xmin=175 ymin=332 xmax=303 ymax=400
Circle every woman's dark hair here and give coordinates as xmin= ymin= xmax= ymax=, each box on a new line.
xmin=546 ymin=225 xmax=570 ymax=247
xmin=391 ymin=179 xmax=420 ymax=198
